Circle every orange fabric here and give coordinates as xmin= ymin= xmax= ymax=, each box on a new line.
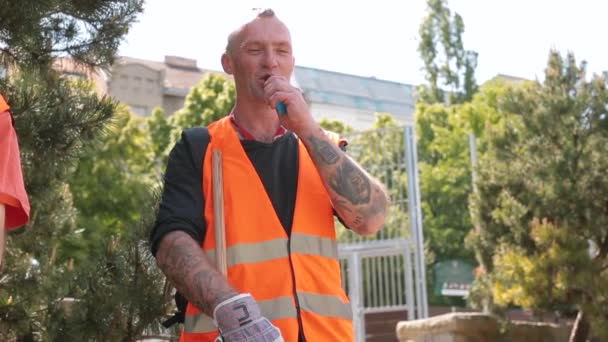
xmin=0 ymin=94 xmax=9 ymax=113
xmin=0 ymin=94 xmax=30 ymax=230
xmin=179 ymin=319 xmax=298 ymax=342
xmin=300 ymin=311 xmax=354 ymax=342
xmin=181 ymin=117 xmax=353 ymax=341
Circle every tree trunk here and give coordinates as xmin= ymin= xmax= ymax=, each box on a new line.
xmin=569 ymin=310 xmax=590 ymax=342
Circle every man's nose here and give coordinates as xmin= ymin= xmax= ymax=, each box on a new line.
xmin=262 ymin=49 xmax=279 ymax=68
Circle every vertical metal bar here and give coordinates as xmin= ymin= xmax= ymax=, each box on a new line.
xmin=380 ymin=129 xmax=389 ymax=241
xmin=399 ymin=254 xmax=405 ymax=306
xmin=348 ymin=253 xmax=365 ymax=342
xmin=390 ymin=254 xmax=397 ymax=308
xmin=374 ymin=256 xmax=380 ymax=308
xmin=365 ymin=257 xmax=372 ymax=309
xmin=383 ymin=256 xmax=390 ymax=308
xmin=404 ymin=243 xmax=415 ymax=320
xmin=409 ymin=125 xmax=429 ymax=318
xmin=404 ymin=126 xmax=423 ymax=318
xmin=469 ymin=133 xmax=478 ymax=191
xmin=377 ymin=256 xmax=384 ymax=308
xmin=399 ymin=127 xmax=407 ymax=241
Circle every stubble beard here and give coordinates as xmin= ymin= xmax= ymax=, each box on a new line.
xmin=248 ymin=80 xmax=266 ymax=103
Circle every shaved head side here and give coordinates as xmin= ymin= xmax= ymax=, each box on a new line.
xmin=225 ymin=8 xmax=286 ymax=56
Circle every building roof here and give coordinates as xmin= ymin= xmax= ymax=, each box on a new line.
xmin=489 ymin=73 xmax=529 ymax=84
xmin=293 ymin=66 xmax=416 ymax=119
xmin=114 ymin=55 xmax=417 ymax=119
xmin=115 ymin=55 xmax=225 ymax=95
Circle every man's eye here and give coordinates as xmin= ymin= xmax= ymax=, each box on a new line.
xmin=248 ymin=49 xmax=262 ymax=53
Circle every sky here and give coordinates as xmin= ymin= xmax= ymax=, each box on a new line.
xmin=118 ymin=0 xmax=608 ymax=86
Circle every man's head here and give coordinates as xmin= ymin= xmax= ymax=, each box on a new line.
xmin=221 ymin=9 xmax=295 ymax=101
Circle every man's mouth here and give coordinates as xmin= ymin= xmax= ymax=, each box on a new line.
xmin=260 ymin=75 xmax=271 ymax=83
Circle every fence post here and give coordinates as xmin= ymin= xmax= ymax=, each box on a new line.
xmin=348 ymin=252 xmax=365 ymax=342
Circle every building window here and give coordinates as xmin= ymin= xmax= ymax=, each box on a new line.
xmin=130 ymin=105 xmax=148 ymax=116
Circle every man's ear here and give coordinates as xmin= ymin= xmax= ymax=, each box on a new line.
xmin=221 ymin=53 xmax=233 ymax=74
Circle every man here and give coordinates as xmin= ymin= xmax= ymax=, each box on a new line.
xmin=0 ymin=94 xmax=30 ymax=270
xmin=150 ymin=9 xmax=389 ymax=342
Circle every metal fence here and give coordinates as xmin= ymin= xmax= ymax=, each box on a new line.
xmin=337 ymin=125 xmax=428 ymax=341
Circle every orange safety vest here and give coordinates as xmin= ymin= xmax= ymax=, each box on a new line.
xmin=181 ymin=116 xmax=354 ymax=342
xmin=0 ymin=94 xmax=8 ymax=113
xmin=0 ymin=94 xmax=30 ymax=229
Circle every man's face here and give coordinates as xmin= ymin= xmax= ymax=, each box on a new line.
xmin=226 ymin=17 xmax=295 ymax=101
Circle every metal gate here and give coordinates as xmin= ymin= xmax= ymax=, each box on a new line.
xmin=337 ymin=125 xmax=428 ymax=341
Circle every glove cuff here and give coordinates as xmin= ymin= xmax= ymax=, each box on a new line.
xmin=213 ymin=293 xmax=262 ymax=332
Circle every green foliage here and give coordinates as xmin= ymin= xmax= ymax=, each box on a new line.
xmin=147 ymin=107 xmax=174 ymax=167
xmin=0 ymin=0 xmax=144 ymax=68
xmin=70 ymin=105 xmax=157 ymax=253
xmin=335 ymin=114 xmax=408 ymax=242
xmin=319 ymin=117 xmax=354 ymax=135
xmin=415 ymin=78 xmax=526 ymax=306
xmin=0 ymin=1 xmax=154 ymax=340
xmin=44 ymin=192 xmax=169 ymax=341
xmin=170 ymin=73 xmax=235 ymax=131
xmin=417 ymin=0 xmax=478 ymax=104
xmin=468 ymin=50 xmax=608 ymax=338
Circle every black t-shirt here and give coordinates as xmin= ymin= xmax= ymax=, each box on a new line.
xmin=150 ymin=131 xmax=301 ymax=256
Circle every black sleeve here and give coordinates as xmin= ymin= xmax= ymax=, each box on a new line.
xmin=149 ymin=132 xmax=206 ymax=257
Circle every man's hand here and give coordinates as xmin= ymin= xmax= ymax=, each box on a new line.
xmin=213 ymin=293 xmax=283 ymax=342
xmin=263 ymin=75 xmax=317 ymax=137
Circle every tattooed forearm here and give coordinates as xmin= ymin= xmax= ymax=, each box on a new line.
xmin=329 ymin=161 xmax=371 ymax=205
xmin=156 ymin=231 xmax=237 ymax=316
xmin=303 ymin=128 xmax=389 ymax=235
xmin=308 ymin=134 xmax=340 ymax=164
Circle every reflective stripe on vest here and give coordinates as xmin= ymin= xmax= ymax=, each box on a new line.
xmin=184 ymin=233 xmax=342 ymax=334
xmin=184 ymin=292 xmax=351 ymax=334
xmin=203 ymin=233 xmax=338 ymax=268
xmin=184 ymin=296 xmax=298 ymax=333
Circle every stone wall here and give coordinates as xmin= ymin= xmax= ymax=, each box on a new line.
xmin=396 ymin=313 xmax=571 ymax=342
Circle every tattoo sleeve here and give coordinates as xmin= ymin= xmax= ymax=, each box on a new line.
xmin=305 ymin=130 xmax=389 ymax=234
xmin=156 ymin=231 xmax=237 ymax=316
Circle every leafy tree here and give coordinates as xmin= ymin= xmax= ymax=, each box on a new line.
xmin=468 ymin=50 xmax=608 ymax=341
xmin=417 ymin=0 xmax=478 ymax=104
xmin=170 ymin=73 xmax=235 ymax=136
xmin=416 ymin=0 xmax=482 ymax=306
xmin=416 ymin=79 xmax=514 ymax=306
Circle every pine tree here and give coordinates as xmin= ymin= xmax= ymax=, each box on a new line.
xmin=0 ymin=1 xmax=149 ymax=340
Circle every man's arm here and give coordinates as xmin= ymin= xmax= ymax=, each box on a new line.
xmin=302 ymin=127 xmax=389 ymax=236
xmin=264 ymin=76 xmax=389 ymax=236
xmin=155 ymin=230 xmax=238 ymax=316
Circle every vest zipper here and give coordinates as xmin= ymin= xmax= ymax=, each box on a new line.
xmin=287 ymin=237 xmax=307 ymax=342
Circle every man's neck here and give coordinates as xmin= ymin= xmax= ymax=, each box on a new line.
xmin=231 ymin=101 xmax=282 ymax=143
